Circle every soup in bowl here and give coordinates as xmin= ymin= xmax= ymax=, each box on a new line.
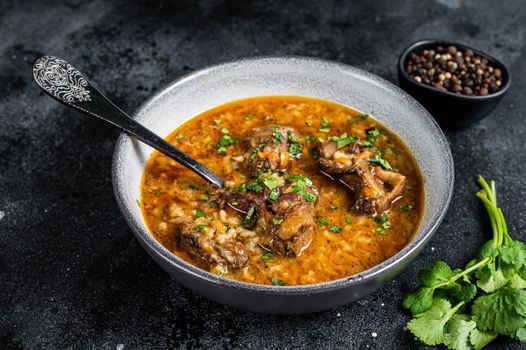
xmin=112 ymin=57 xmax=453 ymax=313
xmin=141 ymin=96 xmax=424 ymax=286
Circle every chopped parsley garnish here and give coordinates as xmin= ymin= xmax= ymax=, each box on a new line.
xmin=329 ymin=205 xmax=338 ymax=211
xmin=388 ymin=146 xmax=401 ymax=155
xmin=249 ymin=143 xmax=265 ymax=161
xmin=261 ymin=252 xmax=273 ymax=262
xmin=292 ymin=177 xmax=316 ymax=202
xmin=268 ymin=189 xmax=280 ymax=202
xmin=374 ymin=213 xmax=391 ymax=235
xmin=318 ymin=217 xmax=329 ymax=225
xmin=195 ymin=224 xmax=209 ymax=233
xmin=272 ymin=127 xmax=284 ymax=143
xmin=154 ymin=190 xmax=161 ymax=197
xmin=318 ymin=128 xmax=330 ymax=133
xmin=245 ymin=114 xmax=254 ymax=120
xmin=329 ymin=133 xmax=356 ymax=149
xmin=271 ymin=277 xmax=286 ymax=286
xmin=195 ymin=209 xmax=205 ymax=218
xmin=400 ymin=205 xmax=414 ymax=212
xmin=345 ymin=215 xmax=353 ymax=225
xmin=263 ymin=177 xmax=279 ymax=190
xmin=329 ymin=225 xmax=342 ymax=233
xmin=242 ymin=206 xmax=257 ymax=227
xmin=366 ymin=128 xmax=383 ymax=145
xmin=306 ymin=135 xmax=317 ymax=141
xmin=213 ymin=119 xmax=222 ymax=125
xmin=321 ymin=116 xmax=330 ymax=127
xmin=216 ymin=133 xmax=240 ymax=155
xmin=370 ymin=153 xmax=393 ymax=170
xmin=288 ymin=174 xmax=313 ymax=186
xmin=348 ymin=113 xmax=369 ymax=124
xmin=176 ymin=133 xmax=184 ymax=140
xmin=288 ymin=141 xmax=303 ymax=158
xmin=272 ymin=218 xmax=284 ymax=225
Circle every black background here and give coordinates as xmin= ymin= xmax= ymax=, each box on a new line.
xmin=1 ymin=0 xmax=525 ymax=349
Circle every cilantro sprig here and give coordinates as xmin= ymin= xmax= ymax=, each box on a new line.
xmin=402 ymin=176 xmax=526 ymax=349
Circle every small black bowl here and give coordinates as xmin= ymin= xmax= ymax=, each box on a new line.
xmin=398 ymin=40 xmax=511 ymax=128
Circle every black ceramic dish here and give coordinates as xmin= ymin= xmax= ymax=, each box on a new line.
xmin=398 ymin=40 xmax=511 ymax=128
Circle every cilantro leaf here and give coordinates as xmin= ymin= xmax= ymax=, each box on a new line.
xmin=418 ymin=261 xmax=453 ymax=287
xmin=469 ymin=328 xmax=497 ymax=350
xmin=475 ymin=263 xmax=508 ymax=293
xmin=499 ymin=240 xmax=526 ymax=267
xmin=472 ymin=287 xmax=526 ymax=335
xmin=477 ymin=240 xmax=499 ymax=259
xmin=402 ymin=286 xmax=435 ymax=315
xmin=407 ymin=298 xmax=462 ymax=345
xmin=444 ymin=314 xmax=477 ymax=350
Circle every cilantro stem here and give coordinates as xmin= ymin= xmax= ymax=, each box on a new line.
xmin=434 ymin=257 xmax=491 ymax=289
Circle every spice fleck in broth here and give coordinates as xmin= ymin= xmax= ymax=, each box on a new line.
xmin=141 ymin=96 xmax=424 ymax=285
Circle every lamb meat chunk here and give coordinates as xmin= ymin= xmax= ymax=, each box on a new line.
xmin=245 ymin=126 xmax=299 ymax=177
xmin=318 ymin=140 xmax=406 ymax=215
xmin=220 ymin=174 xmax=316 ymax=257
xmin=268 ymin=192 xmax=315 ymax=256
xmin=178 ymin=220 xmax=248 ymax=270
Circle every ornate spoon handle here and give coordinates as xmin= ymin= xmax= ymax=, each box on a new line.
xmin=33 ymin=56 xmax=224 ymax=187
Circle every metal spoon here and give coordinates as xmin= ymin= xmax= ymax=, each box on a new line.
xmin=32 ymin=55 xmax=225 ymax=187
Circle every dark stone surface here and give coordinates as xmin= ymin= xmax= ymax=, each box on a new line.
xmin=1 ymin=0 xmax=525 ymax=348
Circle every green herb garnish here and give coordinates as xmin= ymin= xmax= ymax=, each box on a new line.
xmin=221 ymin=127 xmax=229 ymax=134
xmin=268 ymin=189 xmax=280 ymax=202
xmin=242 ymin=206 xmax=257 ymax=227
xmin=321 ymin=116 xmax=330 ymax=127
xmin=329 ymin=133 xmax=356 ymax=149
xmin=288 ymin=141 xmax=303 ymax=159
xmin=195 ymin=209 xmax=205 ymax=218
xmin=245 ymin=114 xmax=254 ymax=120
xmin=402 ymin=176 xmax=526 ymax=349
xmin=261 ymin=252 xmax=273 ymax=262
xmin=154 ymin=190 xmax=161 ymax=197
xmin=272 ymin=277 xmax=286 ymax=286
xmin=318 ymin=128 xmax=330 ymax=133
xmin=195 ymin=224 xmax=209 ymax=232
xmin=345 ymin=215 xmax=353 ymax=225
xmin=370 ymin=153 xmax=393 ymax=170
xmin=329 ymin=205 xmax=338 ymax=211
xmin=263 ymin=177 xmax=279 ymax=190
xmin=176 ymin=133 xmax=184 ymax=140
xmin=318 ymin=217 xmax=329 ymax=225
xmin=374 ymin=213 xmax=391 ymax=235
xmin=348 ymin=114 xmax=369 ymax=124
xmin=366 ymin=128 xmax=383 ymax=145
xmin=400 ymin=205 xmax=413 ymax=212
xmin=306 ymin=135 xmax=317 ymax=141
xmin=213 ymin=119 xmax=222 ymax=125
xmin=272 ymin=218 xmax=284 ymax=225
xmin=329 ymin=225 xmax=342 ymax=233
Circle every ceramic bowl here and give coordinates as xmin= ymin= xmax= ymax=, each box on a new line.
xmin=112 ymin=56 xmax=454 ymax=314
xmin=398 ymin=40 xmax=511 ymax=128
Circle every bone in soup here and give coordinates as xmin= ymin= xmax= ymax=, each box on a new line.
xmin=140 ymin=96 xmax=424 ymax=285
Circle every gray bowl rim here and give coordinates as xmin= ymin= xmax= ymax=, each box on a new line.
xmin=398 ymin=39 xmax=512 ymax=101
xmin=112 ymin=55 xmax=454 ymax=295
